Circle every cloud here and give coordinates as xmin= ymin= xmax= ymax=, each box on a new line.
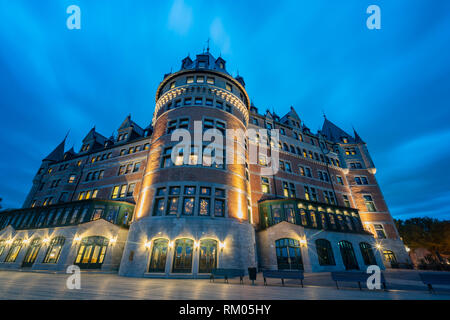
xmin=210 ymin=18 xmax=231 ymax=55
xmin=168 ymin=0 xmax=192 ymax=35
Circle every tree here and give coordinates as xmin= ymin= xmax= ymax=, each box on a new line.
xmin=395 ymin=218 xmax=450 ymax=263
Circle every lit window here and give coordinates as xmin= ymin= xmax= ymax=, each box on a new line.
xmin=364 ymin=195 xmax=376 ymax=212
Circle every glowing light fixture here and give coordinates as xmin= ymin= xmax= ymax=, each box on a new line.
xmin=375 ymin=243 xmax=382 ymax=250
xmin=109 ymin=237 xmax=117 ymax=245
xmin=405 ymin=246 xmax=410 ymax=252
xmin=169 ymin=241 xmax=174 ymax=248
xmin=6 ymin=239 xmax=12 ymax=245
xmin=219 ymin=242 xmax=226 ymax=251
xmin=144 ymin=241 xmax=152 ymax=249
xmin=23 ymin=239 xmax=30 ymax=244
xmin=299 ymin=239 xmax=307 ymax=247
xmin=74 ymin=236 xmax=81 ymax=242
xmin=43 ymin=238 xmax=50 ymax=244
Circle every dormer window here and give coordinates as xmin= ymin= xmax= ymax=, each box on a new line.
xmin=207 ymin=77 xmax=215 ymax=84
xmin=219 ymin=62 xmax=224 ymax=69
xmin=198 ymin=61 xmax=206 ymax=68
xmin=342 ymin=137 xmax=348 ymax=143
xmin=187 ymin=76 xmax=194 ymax=84
xmin=196 ymin=76 xmax=204 ymax=83
xmin=170 ymin=81 xmax=176 ymax=89
xmin=226 ymin=83 xmax=232 ymax=91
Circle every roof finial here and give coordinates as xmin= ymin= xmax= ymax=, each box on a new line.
xmin=322 ymin=110 xmax=327 ymax=120
xmin=206 ymin=38 xmax=210 ymax=53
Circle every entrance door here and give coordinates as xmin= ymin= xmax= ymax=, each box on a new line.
xmin=22 ymin=238 xmax=42 ymax=268
xmin=275 ymin=238 xmax=304 ymax=270
xmin=75 ymin=236 xmax=109 ymax=269
xmin=338 ymin=240 xmax=359 ymax=270
xmin=172 ymin=238 xmax=194 ymax=273
xmin=198 ymin=239 xmax=217 ymax=273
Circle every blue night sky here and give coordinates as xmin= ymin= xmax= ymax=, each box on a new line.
xmin=0 ymin=1 xmax=449 ymax=220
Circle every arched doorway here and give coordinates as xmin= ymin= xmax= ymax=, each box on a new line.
xmin=359 ymin=242 xmax=377 ymax=265
xmin=22 ymin=238 xmax=42 ymax=268
xmin=275 ymin=238 xmax=303 ymax=270
xmin=198 ymin=239 xmax=217 ymax=273
xmin=148 ymin=238 xmax=169 ymax=272
xmin=338 ymin=240 xmax=359 ymax=270
xmin=75 ymin=236 xmax=109 ymax=269
xmin=172 ymin=238 xmax=194 ymax=273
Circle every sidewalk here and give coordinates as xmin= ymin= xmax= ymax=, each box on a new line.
xmin=0 ymin=270 xmax=449 ymax=300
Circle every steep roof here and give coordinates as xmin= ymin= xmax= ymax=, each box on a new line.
xmin=118 ymin=115 xmax=144 ymax=136
xmin=180 ymin=51 xmax=230 ymax=75
xmin=43 ymin=138 xmax=66 ymax=162
xmin=82 ymin=127 xmax=107 ymax=145
xmin=321 ymin=118 xmax=356 ymax=143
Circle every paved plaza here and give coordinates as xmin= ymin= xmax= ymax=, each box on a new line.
xmin=0 ymin=270 xmax=449 ymax=300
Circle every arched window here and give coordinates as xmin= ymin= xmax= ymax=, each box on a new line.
xmin=5 ymin=239 xmax=23 ymax=263
xmin=338 ymin=240 xmax=359 ymax=270
xmin=283 ymin=143 xmax=289 ymax=152
xmin=172 ymin=238 xmax=194 ymax=273
xmin=316 ymin=239 xmax=335 ymax=266
xmin=359 ymin=242 xmax=376 ymax=265
xmin=75 ymin=236 xmax=109 ymax=269
xmin=22 ymin=238 xmax=42 ymax=267
xmin=43 ymin=237 xmax=65 ymax=264
xmin=148 ymin=238 xmax=169 ymax=272
xmin=290 ymin=145 xmax=296 ymax=153
xmin=275 ymin=238 xmax=303 ymax=270
xmin=0 ymin=240 xmax=5 ymax=258
xmin=383 ymin=250 xmax=397 ymax=264
xmin=199 ymin=239 xmax=217 ymax=273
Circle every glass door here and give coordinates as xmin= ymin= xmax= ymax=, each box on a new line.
xmin=22 ymin=238 xmax=42 ymax=268
xmin=198 ymin=239 xmax=217 ymax=273
xmin=75 ymin=236 xmax=109 ymax=269
xmin=172 ymin=238 xmax=193 ymax=273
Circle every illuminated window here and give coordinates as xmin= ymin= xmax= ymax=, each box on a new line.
xmin=4 ymin=239 xmax=23 ymax=262
xmin=148 ymin=238 xmax=168 ymax=272
xmin=226 ymin=83 xmax=232 ymax=91
xmin=364 ymin=195 xmax=376 ymax=212
xmin=343 ymin=195 xmax=351 ymax=207
xmin=187 ymin=76 xmax=194 ymax=84
xmin=43 ymin=237 xmax=65 ymax=263
xmin=196 ymin=76 xmax=204 ymax=83
xmin=207 ymin=77 xmax=215 ymax=84
xmin=374 ymin=224 xmax=386 ymax=239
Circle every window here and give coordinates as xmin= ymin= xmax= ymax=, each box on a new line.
xmin=170 ymin=81 xmax=175 ymax=89
xmin=226 ymin=83 xmax=232 ymax=91
xmin=194 ymin=97 xmax=203 ymax=105
xmin=161 ymin=147 xmax=173 ymax=168
xmin=74 ymin=236 xmax=109 ymax=269
xmin=364 ymin=195 xmax=376 ymax=212
xmin=187 ymin=76 xmax=194 ymax=84
xmin=336 ymin=176 xmax=344 ymax=185
xmin=359 ymin=242 xmax=377 ymax=265
xmin=345 ymin=148 xmax=357 ymax=155
xmin=350 ymin=162 xmax=363 ymax=169
xmin=343 ymin=195 xmax=351 ymax=207
xmin=338 ymin=240 xmax=359 ymax=270
xmin=383 ymin=250 xmax=397 ymax=264
xmin=261 ymin=177 xmax=270 ymax=194
xmin=167 ymin=187 xmax=180 ymax=215
xmin=285 ymin=162 xmax=292 ymax=173
xmin=199 ymin=187 xmax=211 ymax=216
xmin=316 ymin=239 xmax=336 ymax=266
xmin=127 ymin=183 xmax=135 ymax=197
xmin=207 ymin=77 xmax=215 ymax=84
xmin=275 ymin=238 xmax=303 ymax=270
xmin=172 ymin=238 xmax=194 ymax=273
xmin=43 ymin=237 xmax=65 ymax=263
xmin=374 ymin=224 xmax=386 ymax=239
xmin=148 ymin=238 xmax=169 ymax=272
xmin=214 ymin=189 xmax=225 ymax=217
xmin=4 ymin=239 xmax=23 ymax=263
xmin=68 ymin=175 xmax=76 ymax=183
xmin=111 ymin=186 xmax=120 ymax=199
xmin=199 ymin=239 xmax=217 ymax=273
xmin=153 ymin=188 xmax=166 ymax=216
xmin=182 ymin=197 xmax=195 ymax=216
xmin=196 ymin=76 xmax=204 ymax=83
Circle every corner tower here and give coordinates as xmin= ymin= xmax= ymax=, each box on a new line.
xmin=119 ymin=52 xmax=256 ymax=277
